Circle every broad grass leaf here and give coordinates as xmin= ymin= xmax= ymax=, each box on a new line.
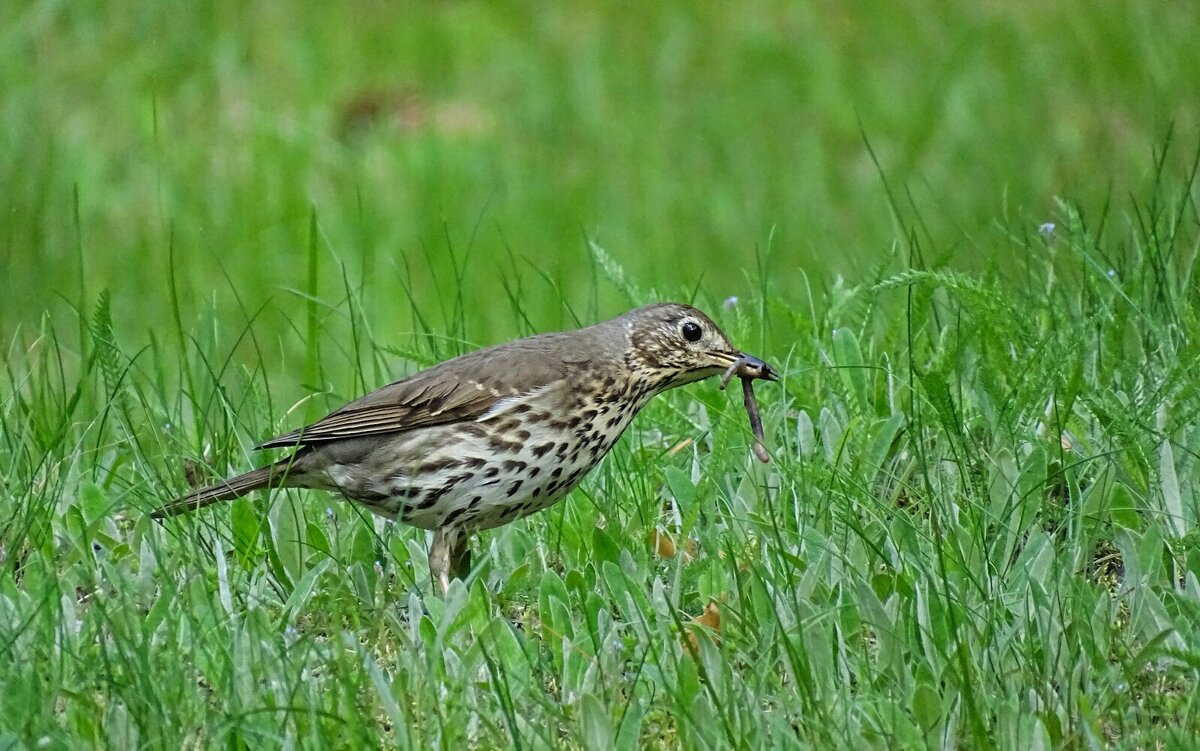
xmin=663 ymin=465 xmax=696 ymax=522
xmin=613 ymin=699 xmax=645 ymax=751
xmin=1134 ymin=524 xmax=1164 ymax=587
xmin=832 ymin=327 xmax=869 ymax=413
xmin=796 ymin=409 xmax=815 ymax=457
xmin=591 ymin=526 xmax=621 ymax=566
xmin=911 ymin=682 xmax=942 ymax=733
xmin=436 ymin=577 xmax=471 ymax=641
xmin=1159 ymin=439 xmax=1186 ymax=537
xmin=538 ymin=569 xmax=574 ymax=663
xmin=231 ymin=497 xmax=259 ymax=567
xmin=579 ymin=693 xmax=614 ymax=751
xmin=283 ymin=558 xmax=330 ymax=623
xmin=142 ymin=581 xmax=177 ymax=641
xmin=1108 ymin=482 xmax=1140 ymax=530
xmin=1187 ymin=547 xmax=1200 ymax=583
xmin=1017 ymin=445 xmax=1048 ymax=511
xmin=987 ymin=448 xmax=1019 ymax=519
xmin=268 ymin=496 xmax=305 ymax=587
xmin=1080 ymin=464 xmax=1118 ymax=529
xmin=583 ymin=591 xmax=608 ymax=645
xmin=349 ymin=519 xmax=377 ymax=565
xmin=818 ymin=407 xmax=844 ymax=465
xmin=212 ymin=535 xmax=235 ymax=621
xmin=864 ymin=413 xmax=904 ymax=481
xmin=538 ymin=568 xmax=570 ymax=610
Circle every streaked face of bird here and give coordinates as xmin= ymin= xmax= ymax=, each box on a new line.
xmin=625 ymin=303 xmax=747 ymax=390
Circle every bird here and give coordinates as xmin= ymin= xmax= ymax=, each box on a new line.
xmin=152 ymin=302 xmax=777 ymax=592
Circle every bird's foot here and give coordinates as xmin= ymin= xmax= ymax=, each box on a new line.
xmin=429 ymin=525 xmax=470 ymax=595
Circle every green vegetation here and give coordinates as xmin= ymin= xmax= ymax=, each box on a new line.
xmin=3 ymin=1 xmax=1199 ymax=748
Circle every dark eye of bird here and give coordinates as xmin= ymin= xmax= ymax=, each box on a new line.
xmin=681 ymin=321 xmax=702 ymax=342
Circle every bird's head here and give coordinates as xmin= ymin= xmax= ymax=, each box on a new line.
xmin=621 ymin=302 xmax=777 ymax=391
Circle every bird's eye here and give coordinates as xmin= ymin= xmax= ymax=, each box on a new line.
xmin=681 ymin=321 xmax=703 ymax=342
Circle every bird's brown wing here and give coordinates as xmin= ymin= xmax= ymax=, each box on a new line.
xmin=256 ymin=337 xmax=575 ymax=449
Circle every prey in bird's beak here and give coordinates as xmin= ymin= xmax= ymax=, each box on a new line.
xmin=714 ymin=352 xmax=778 ymax=464
xmin=707 ymin=351 xmax=779 ymax=381
xmin=717 ymin=353 xmax=778 ymax=386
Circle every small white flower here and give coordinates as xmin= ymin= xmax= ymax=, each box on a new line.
xmin=1038 ymin=222 xmax=1056 ymax=238
xmin=722 ymin=296 xmax=738 ymax=311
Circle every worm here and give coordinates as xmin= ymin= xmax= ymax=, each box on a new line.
xmin=742 ymin=377 xmax=770 ymax=463
xmin=719 ymin=355 xmax=773 ymax=463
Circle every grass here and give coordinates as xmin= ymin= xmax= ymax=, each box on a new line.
xmin=3 ymin=1 xmax=1200 ymax=748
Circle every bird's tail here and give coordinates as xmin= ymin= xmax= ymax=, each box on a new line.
xmin=152 ymin=460 xmax=297 ymax=518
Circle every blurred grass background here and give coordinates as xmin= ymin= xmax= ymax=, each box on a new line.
xmin=4 ymin=0 xmax=1198 ymax=347
xmin=4 ymin=2 xmax=1200 ymax=747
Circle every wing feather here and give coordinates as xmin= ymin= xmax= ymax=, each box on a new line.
xmin=256 ymin=334 xmax=581 ymax=449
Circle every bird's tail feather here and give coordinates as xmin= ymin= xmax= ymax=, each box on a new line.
xmin=152 ymin=460 xmax=294 ymax=518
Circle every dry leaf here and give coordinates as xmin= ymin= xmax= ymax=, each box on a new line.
xmin=680 ymin=538 xmax=699 ymax=561
xmin=337 ymin=86 xmax=493 ymax=139
xmin=649 ymin=529 xmax=677 ymax=559
xmin=648 ymin=529 xmax=700 ymax=562
xmin=684 ymin=601 xmax=722 ymax=656
xmin=666 ymin=438 xmax=693 ymax=457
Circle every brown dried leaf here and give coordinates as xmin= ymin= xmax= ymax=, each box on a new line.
xmin=684 ymin=601 xmax=722 ymax=656
xmin=648 ymin=529 xmax=677 ymax=559
xmin=647 ymin=529 xmax=701 ymax=562
xmin=666 ymin=438 xmax=693 ymax=457
xmin=337 ymin=86 xmax=493 ymax=139
xmin=680 ymin=537 xmax=699 ymax=561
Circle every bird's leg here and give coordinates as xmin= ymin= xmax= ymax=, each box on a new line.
xmin=448 ymin=533 xmax=472 ymax=581
xmin=429 ymin=526 xmax=461 ymax=594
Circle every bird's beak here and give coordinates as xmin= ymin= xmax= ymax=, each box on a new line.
xmin=708 ymin=351 xmax=779 ymax=381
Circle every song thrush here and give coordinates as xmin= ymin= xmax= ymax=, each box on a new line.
xmin=153 ymin=302 xmax=777 ymax=592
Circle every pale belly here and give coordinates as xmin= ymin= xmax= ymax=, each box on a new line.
xmin=315 ymin=402 xmax=635 ymax=532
